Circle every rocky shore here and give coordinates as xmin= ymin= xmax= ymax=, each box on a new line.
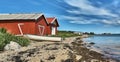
xmin=0 ymin=37 xmax=118 ymax=62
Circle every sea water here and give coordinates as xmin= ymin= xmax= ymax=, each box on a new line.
xmin=83 ymin=35 xmax=120 ymax=60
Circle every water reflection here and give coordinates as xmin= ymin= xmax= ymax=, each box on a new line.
xmin=83 ymin=35 xmax=120 ymax=60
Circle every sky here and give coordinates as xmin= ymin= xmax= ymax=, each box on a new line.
xmin=0 ymin=0 xmax=120 ymax=34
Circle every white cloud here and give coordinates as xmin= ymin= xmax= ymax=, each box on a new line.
xmin=117 ymin=20 xmax=120 ymax=24
xmin=62 ymin=16 xmax=99 ymax=24
xmin=101 ymin=20 xmax=113 ymax=24
xmin=100 ymin=19 xmax=120 ymax=25
xmin=62 ymin=16 xmax=80 ymax=20
xmin=63 ymin=15 xmax=120 ymax=25
xmin=64 ymin=0 xmax=118 ymax=17
xmin=70 ymin=20 xmax=92 ymax=24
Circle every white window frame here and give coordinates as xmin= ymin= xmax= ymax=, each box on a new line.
xmin=18 ymin=23 xmax=24 ymax=35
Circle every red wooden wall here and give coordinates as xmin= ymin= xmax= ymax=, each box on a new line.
xmin=35 ymin=15 xmax=48 ymax=35
xmin=0 ymin=20 xmax=35 ymax=35
xmin=47 ymin=25 xmax=51 ymax=35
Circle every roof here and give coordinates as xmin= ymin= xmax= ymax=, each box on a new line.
xmin=46 ymin=18 xmax=55 ymax=23
xmin=0 ymin=13 xmax=43 ymax=20
xmin=46 ymin=17 xmax=59 ymax=27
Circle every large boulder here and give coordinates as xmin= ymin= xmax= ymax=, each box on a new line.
xmin=4 ymin=41 xmax=21 ymax=51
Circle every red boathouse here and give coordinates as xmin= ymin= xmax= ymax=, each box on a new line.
xmin=46 ymin=17 xmax=59 ymax=35
xmin=0 ymin=13 xmax=59 ymax=36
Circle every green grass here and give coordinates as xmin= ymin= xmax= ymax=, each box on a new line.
xmin=51 ymin=31 xmax=81 ymax=39
xmin=13 ymin=36 xmax=30 ymax=46
xmin=0 ymin=28 xmax=30 ymax=51
xmin=0 ymin=28 xmax=7 ymax=33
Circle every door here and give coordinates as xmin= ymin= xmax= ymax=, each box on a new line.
xmin=52 ymin=27 xmax=56 ymax=35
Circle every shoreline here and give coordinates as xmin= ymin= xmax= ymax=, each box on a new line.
xmin=70 ymin=37 xmax=118 ymax=62
xmin=82 ymin=35 xmax=120 ymax=61
xmin=0 ymin=36 xmax=118 ymax=62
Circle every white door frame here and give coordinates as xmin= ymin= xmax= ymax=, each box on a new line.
xmin=38 ymin=25 xmax=45 ymax=35
xmin=51 ymin=27 xmax=56 ymax=35
xmin=18 ymin=23 xmax=24 ymax=35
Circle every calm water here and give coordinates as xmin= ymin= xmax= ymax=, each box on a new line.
xmin=83 ymin=35 xmax=120 ymax=60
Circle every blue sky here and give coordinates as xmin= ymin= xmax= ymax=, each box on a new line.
xmin=0 ymin=0 xmax=120 ymax=33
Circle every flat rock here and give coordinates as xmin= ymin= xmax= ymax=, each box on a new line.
xmin=76 ymin=55 xmax=82 ymax=61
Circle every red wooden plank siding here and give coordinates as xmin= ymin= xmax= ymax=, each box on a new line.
xmin=35 ymin=15 xmax=48 ymax=35
xmin=0 ymin=20 xmax=35 ymax=35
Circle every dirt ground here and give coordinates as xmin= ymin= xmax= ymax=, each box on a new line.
xmin=0 ymin=37 xmax=118 ymax=62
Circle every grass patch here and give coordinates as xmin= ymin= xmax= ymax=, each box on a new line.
xmin=0 ymin=28 xmax=30 ymax=51
xmin=51 ymin=31 xmax=81 ymax=39
xmin=13 ymin=36 xmax=30 ymax=46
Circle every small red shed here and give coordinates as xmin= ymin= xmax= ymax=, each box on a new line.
xmin=0 ymin=13 xmax=51 ymax=35
xmin=46 ymin=17 xmax=59 ymax=35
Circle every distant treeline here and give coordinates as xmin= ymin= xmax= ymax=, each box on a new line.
xmin=95 ymin=34 xmax=120 ymax=36
xmin=58 ymin=30 xmax=95 ymax=35
xmin=82 ymin=32 xmax=95 ymax=35
xmin=58 ymin=30 xmax=120 ymax=35
xmin=58 ymin=31 xmax=74 ymax=33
